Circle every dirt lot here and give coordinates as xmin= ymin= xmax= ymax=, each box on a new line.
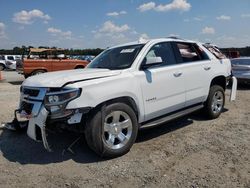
xmin=0 ymin=71 xmax=249 ymax=188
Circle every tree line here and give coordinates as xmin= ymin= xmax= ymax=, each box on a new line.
xmin=220 ymin=46 xmax=250 ymax=57
xmin=1 ymin=46 xmax=250 ymax=57
xmin=0 ymin=46 xmax=104 ymax=56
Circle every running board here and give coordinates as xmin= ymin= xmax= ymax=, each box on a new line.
xmin=140 ymin=104 xmax=204 ymax=129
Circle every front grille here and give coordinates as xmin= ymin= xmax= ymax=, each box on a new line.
xmin=21 ymin=101 xmax=34 ymax=114
xmin=19 ymin=87 xmax=47 ymax=116
xmin=23 ymin=88 xmax=40 ymax=97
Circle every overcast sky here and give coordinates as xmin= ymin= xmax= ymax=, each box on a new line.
xmin=0 ymin=0 xmax=250 ymax=49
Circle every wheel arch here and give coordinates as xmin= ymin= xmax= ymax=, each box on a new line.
xmin=31 ymin=69 xmax=47 ymax=75
xmin=75 ymin=65 xmax=85 ymax=69
xmin=94 ymin=96 xmax=139 ymax=120
xmin=0 ymin=63 xmax=6 ymax=69
xmin=210 ymin=75 xmax=227 ymax=90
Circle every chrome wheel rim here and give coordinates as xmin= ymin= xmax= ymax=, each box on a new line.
xmin=211 ymin=91 xmax=224 ymax=114
xmin=103 ymin=111 xmax=133 ymax=150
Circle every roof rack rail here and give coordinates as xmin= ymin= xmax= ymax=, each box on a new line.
xmin=166 ymin=36 xmax=184 ymax=40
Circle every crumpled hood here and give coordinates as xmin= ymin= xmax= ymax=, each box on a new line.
xmin=23 ymin=68 xmax=122 ymax=88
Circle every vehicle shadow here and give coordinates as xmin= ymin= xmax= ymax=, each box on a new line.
xmin=236 ymin=83 xmax=250 ymax=90
xmin=227 ymin=83 xmax=250 ymax=91
xmin=0 ymin=129 xmax=102 ymax=164
xmin=0 ymin=111 xmax=220 ymax=165
xmin=8 ymin=81 xmax=23 ymax=85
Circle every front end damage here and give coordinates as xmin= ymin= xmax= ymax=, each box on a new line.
xmin=16 ymin=86 xmax=86 ymax=151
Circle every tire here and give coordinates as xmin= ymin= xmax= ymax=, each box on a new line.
xmin=85 ymin=103 xmax=138 ymax=158
xmin=204 ymin=85 xmax=225 ymax=119
xmin=31 ymin=70 xmax=45 ymax=76
xmin=0 ymin=64 xmax=5 ymax=71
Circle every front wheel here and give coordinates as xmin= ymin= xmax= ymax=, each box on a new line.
xmin=0 ymin=64 xmax=5 ymax=71
xmin=85 ymin=103 xmax=138 ymax=158
xmin=204 ymin=85 xmax=225 ymax=119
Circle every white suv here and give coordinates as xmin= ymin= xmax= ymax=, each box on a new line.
xmin=0 ymin=55 xmax=6 ymax=70
xmin=0 ymin=55 xmax=20 ymax=70
xmin=16 ymin=38 xmax=237 ymax=157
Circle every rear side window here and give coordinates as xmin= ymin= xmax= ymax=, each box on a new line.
xmin=203 ymin=45 xmax=226 ymax=59
xmin=0 ymin=55 xmax=4 ymax=60
xmin=176 ymin=43 xmax=209 ymax=63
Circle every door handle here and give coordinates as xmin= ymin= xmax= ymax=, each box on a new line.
xmin=204 ymin=66 xmax=211 ymax=71
xmin=173 ymin=72 xmax=182 ymax=77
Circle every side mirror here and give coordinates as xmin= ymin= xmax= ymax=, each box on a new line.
xmin=145 ymin=57 xmax=163 ymax=65
xmin=141 ymin=56 xmax=163 ymax=69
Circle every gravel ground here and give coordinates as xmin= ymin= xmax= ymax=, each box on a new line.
xmin=0 ymin=71 xmax=249 ymax=188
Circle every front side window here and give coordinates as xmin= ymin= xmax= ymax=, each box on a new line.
xmin=88 ymin=44 xmax=144 ymax=70
xmin=176 ymin=43 xmax=208 ymax=63
xmin=142 ymin=42 xmax=176 ymax=68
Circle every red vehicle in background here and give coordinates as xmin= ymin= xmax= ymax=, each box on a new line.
xmin=16 ymin=48 xmax=89 ymax=78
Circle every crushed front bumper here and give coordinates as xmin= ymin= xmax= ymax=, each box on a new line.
xmin=17 ymin=87 xmax=53 ymax=151
xmin=16 ymin=106 xmax=52 ymax=151
xmin=27 ymin=106 xmax=51 ymax=151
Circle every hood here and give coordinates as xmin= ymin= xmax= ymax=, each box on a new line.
xmin=23 ymin=68 xmax=122 ymax=88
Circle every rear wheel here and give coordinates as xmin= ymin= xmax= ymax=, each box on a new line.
xmin=85 ymin=103 xmax=138 ymax=158
xmin=204 ymin=85 xmax=225 ymax=119
xmin=75 ymin=66 xmax=85 ymax=69
xmin=31 ymin=70 xmax=45 ymax=76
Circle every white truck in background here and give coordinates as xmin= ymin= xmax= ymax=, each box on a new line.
xmin=0 ymin=55 xmax=21 ymax=70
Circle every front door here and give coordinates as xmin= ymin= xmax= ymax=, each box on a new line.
xmin=135 ymin=42 xmax=186 ymax=121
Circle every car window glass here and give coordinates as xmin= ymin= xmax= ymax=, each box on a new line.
xmin=0 ymin=55 xmax=4 ymax=60
xmin=203 ymin=45 xmax=226 ymax=59
xmin=176 ymin=43 xmax=208 ymax=63
xmin=7 ymin=56 xmax=14 ymax=60
xmin=144 ymin=42 xmax=176 ymax=68
xmin=89 ymin=44 xmax=144 ymax=70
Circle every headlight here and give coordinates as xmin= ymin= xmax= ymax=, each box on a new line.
xmin=44 ymin=88 xmax=80 ymax=119
xmin=45 ymin=88 xmax=80 ymax=106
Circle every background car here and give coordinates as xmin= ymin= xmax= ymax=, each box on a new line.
xmin=3 ymin=55 xmax=18 ymax=70
xmin=0 ymin=55 xmax=6 ymax=70
xmin=231 ymin=57 xmax=250 ymax=84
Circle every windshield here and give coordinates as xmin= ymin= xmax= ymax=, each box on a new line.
xmin=88 ymin=44 xmax=144 ymax=70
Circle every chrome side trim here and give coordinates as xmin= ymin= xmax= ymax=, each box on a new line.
xmin=140 ymin=104 xmax=204 ymax=129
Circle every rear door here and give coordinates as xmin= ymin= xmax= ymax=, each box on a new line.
xmin=172 ymin=42 xmax=212 ymax=107
xmin=135 ymin=42 xmax=186 ymax=121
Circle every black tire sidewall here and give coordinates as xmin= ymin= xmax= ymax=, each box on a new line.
xmin=205 ymin=85 xmax=225 ymax=119
xmin=32 ymin=70 xmax=45 ymax=76
xmin=0 ymin=64 xmax=5 ymax=70
xmin=85 ymin=102 xmax=138 ymax=158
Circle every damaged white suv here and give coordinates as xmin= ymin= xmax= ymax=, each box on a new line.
xmin=16 ymin=38 xmax=237 ymax=157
